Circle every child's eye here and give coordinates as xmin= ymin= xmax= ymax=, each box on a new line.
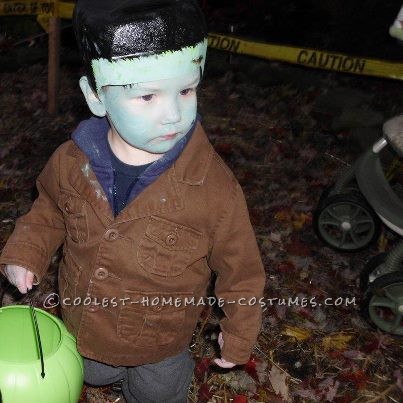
xmin=180 ymin=88 xmax=195 ymax=96
xmin=140 ymin=94 xmax=154 ymax=102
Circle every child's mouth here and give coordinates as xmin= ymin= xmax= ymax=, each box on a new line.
xmin=160 ymin=133 xmax=178 ymax=140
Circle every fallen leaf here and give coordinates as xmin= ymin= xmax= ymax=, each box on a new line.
xmin=293 ymin=387 xmax=319 ymax=401
xmin=318 ymin=377 xmax=339 ymax=402
xmin=244 ymin=358 xmax=259 ymax=382
xmin=282 ymin=326 xmax=312 ymax=342
xmin=269 ymin=232 xmax=282 ymax=242
xmin=257 ymin=387 xmax=284 ymax=402
xmin=220 ymin=371 xmax=256 ymax=394
xmin=292 ymin=212 xmax=310 ymax=230
xmin=274 ymin=209 xmax=292 ymax=222
xmin=362 ymin=333 xmax=392 ymax=353
xmin=275 ymin=304 xmax=287 ymax=319
xmin=278 ymin=261 xmax=296 ymax=274
xmin=233 ymin=395 xmax=248 ymax=403
xmin=268 ymin=366 xmax=289 ymax=401
xmin=194 ymin=357 xmax=211 ymax=381
xmin=286 ymin=239 xmax=312 ymax=257
xmin=394 ymin=369 xmax=403 ymax=393
xmin=339 ymin=370 xmax=369 ymax=390
xmin=322 ymin=333 xmax=353 ymax=351
xmin=198 ymin=383 xmax=213 ymax=402
xmin=255 ymin=360 xmax=269 ymax=384
xmin=341 ymin=350 xmax=363 ymax=360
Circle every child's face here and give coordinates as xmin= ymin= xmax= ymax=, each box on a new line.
xmin=99 ymin=69 xmax=200 ymax=155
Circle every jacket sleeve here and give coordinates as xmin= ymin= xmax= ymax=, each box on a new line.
xmin=0 ymin=148 xmax=66 ymax=283
xmin=208 ymin=181 xmax=266 ymax=365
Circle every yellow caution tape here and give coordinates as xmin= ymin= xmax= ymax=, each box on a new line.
xmin=0 ymin=1 xmax=74 ymax=31
xmin=36 ymin=13 xmax=50 ymax=31
xmin=57 ymin=1 xmax=73 ymax=19
xmin=1 ymin=3 xmax=403 ymax=81
xmin=208 ymin=33 xmax=403 ymax=81
xmin=0 ymin=1 xmax=55 ymax=16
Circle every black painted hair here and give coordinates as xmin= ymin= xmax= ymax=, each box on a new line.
xmin=73 ymin=0 xmax=208 ymax=91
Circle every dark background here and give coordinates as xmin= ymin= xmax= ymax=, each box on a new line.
xmin=0 ymin=0 xmax=403 ymax=65
xmin=204 ymin=0 xmax=403 ymax=59
xmin=1 ymin=2 xmax=403 ymax=402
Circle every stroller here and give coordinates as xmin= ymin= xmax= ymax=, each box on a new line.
xmin=313 ymin=115 xmax=403 ymax=336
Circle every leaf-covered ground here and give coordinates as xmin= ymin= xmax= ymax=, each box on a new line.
xmin=0 ymin=50 xmax=402 ymax=402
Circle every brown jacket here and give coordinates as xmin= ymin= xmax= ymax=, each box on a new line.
xmin=0 ymin=122 xmax=266 ymax=366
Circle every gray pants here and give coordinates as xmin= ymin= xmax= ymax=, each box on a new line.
xmin=83 ymin=349 xmax=195 ymax=403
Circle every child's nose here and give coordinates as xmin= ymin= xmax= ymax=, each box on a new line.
xmin=161 ymin=98 xmax=181 ymax=124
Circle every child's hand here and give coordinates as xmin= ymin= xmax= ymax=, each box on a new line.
xmin=4 ymin=264 xmax=35 ymax=294
xmin=213 ymin=332 xmax=236 ymax=369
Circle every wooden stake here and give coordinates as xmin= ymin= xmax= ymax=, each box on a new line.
xmin=48 ymin=16 xmax=61 ymax=115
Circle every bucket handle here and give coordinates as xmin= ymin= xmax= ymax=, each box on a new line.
xmin=29 ymin=300 xmax=45 ymax=378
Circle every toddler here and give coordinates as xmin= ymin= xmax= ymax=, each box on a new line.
xmin=0 ymin=1 xmax=266 ymax=401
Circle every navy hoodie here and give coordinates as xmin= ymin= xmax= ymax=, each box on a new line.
xmin=71 ymin=116 xmax=198 ymax=215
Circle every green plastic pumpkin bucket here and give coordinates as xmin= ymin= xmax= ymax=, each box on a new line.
xmin=0 ymin=305 xmax=83 ymax=403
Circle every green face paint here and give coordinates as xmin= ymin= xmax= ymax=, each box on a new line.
xmin=92 ymin=39 xmax=207 ymax=92
xmin=99 ymin=68 xmax=200 ymax=155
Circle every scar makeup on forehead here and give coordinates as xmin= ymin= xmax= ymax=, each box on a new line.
xmin=91 ymin=39 xmax=207 ymax=92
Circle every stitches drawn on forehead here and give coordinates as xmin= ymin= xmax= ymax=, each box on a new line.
xmin=91 ymin=39 xmax=208 ymax=92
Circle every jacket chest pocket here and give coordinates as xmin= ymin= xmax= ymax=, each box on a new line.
xmin=117 ymin=291 xmax=192 ymax=347
xmin=58 ymin=191 xmax=89 ymax=243
xmin=137 ymin=216 xmax=202 ymax=277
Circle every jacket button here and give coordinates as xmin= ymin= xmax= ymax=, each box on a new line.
xmin=94 ymin=267 xmax=108 ymax=280
xmin=165 ymin=234 xmax=178 ymax=246
xmin=64 ymin=202 xmax=72 ymax=214
xmin=104 ymin=229 xmax=119 ymax=241
xmin=152 ymin=305 xmax=163 ymax=312
xmin=88 ymin=303 xmax=99 ymax=313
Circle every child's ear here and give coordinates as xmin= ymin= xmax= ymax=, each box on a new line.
xmin=79 ymin=76 xmax=106 ymax=117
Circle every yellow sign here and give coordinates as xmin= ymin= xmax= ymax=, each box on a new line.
xmin=0 ymin=1 xmax=55 ymax=15
xmin=57 ymin=0 xmax=73 ymax=19
xmin=0 ymin=1 xmax=74 ymax=31
xmin=208 ymin=33 xmax=403 ymax=81
xmin=1 ymin=3 xmax=403 ymax=81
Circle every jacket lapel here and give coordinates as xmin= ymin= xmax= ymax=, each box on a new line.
xmin=67 ymin=145 xmax=115 ymax=226
xmin=117 ymin=122 xmax=213 ymax=222
xmin=66 ymin=122 xmax=214 ymax=225
xmin=114 ymin=169 xmax=184 ymax=223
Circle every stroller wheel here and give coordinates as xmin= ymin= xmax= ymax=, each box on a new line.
xmin=317 ymin=183 xmax=360 ymax=208
xmin=360 ymin=253 xmax=389 ymax=291
xmin=313 ymin=192 xmax=381 ymax=252
xmin=362 ymin=271 xmax=403 ymax=336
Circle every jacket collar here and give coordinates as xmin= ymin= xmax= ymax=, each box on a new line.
xmin=173 ymin=121 xmax=214 ymax=185
xmin=66 ymin=119 xmax=214 ymax=223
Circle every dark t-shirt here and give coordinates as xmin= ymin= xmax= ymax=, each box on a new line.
xmin=107 ymin=141 xmax=153 ymax=216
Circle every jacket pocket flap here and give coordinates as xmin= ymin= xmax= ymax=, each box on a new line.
xmin=58 ymin=191 xmax=86 ymax=216
xmin=145 ymin=216 xmax=202 ymax=251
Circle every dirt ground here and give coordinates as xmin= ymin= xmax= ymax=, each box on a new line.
xmin=0 ymin=10 xmax=403 ymax=403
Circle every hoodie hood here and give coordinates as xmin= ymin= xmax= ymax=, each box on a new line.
xmin=71 ymin=115 xmax=198 ymax=210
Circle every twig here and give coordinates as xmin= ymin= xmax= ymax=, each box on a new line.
xmin=324 ymin=152 xmax=350 ymax=166
xmin=364 ymin=384 xmax=397 ymax=403
xmin=195 ymin=308 xmax=211 ymax=341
